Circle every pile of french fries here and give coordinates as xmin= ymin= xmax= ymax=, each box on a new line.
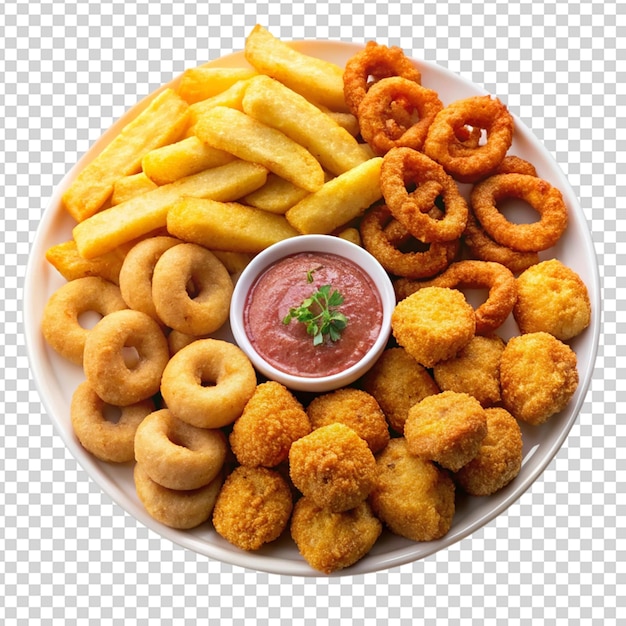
xmin=48 ymin=25 xmax=384 ymax=282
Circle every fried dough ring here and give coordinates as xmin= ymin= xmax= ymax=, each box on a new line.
xmin=423 ymin=95 xmax=514 ymax=183
xmin=471 ymin=173 xmax=568 ymax=252
xmin=394 ymin=260 xmax=517 ymax=335
xmin=70 ymin=381 xmax=154 ymax=463
xmin=360 ymin=205 xmax=458 ymax=279
xmin=358 ymin=76 xmax=443 ymax=155
xmin=152 ymin=243 xmax=233 ymax=336
xmin=380 ymin=148 xmax=468 ymax=243
xmin=343 ymin=41 xmax=422 ymax=116
xmin=134 ymin=409 xmax=227 ymax=491
xmin=83 ymin=309 xmax=170 ymax=406
xmin=41 ymin=276 xmax=128 ymax=365
xmin=160 ymin=338 xmax=257 ymax=429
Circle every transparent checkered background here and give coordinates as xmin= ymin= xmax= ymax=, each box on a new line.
xmin=1 ymin=0 xmax=624 ymax=624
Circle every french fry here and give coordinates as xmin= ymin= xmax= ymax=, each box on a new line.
xmin=210 ymin=250 xmax=254 ymax=275
xmin=142 ymin=136 xmax=235 ymax=185
xmin=194 ymin=106 xmax=325 ymax=193
xmin=62 ymin=88 xmax=189 ymax=222
xmin=167 ymin=198 xmax=300 ymax=253
xmin=286 ymin=157 xmax=383 ymax=234
xmin=73 ymin=160 xmax=268 ymax=259
xmin=244 ymin=24 xmax=349 ymax=113
xmin=337 ymin=227 xmax=363 ymax=247
xmin=111 ymin=172 xmax=158 ymax=205
xmin=177 ymin=66 xmax=257 ymax=104
xmin=243 ymin=173 xmax=310 ymax=214
xmin=242 ymin=75 xmax=370 ymax=176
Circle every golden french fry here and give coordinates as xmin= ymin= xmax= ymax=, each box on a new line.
xmin=209 ymin=250 xmax=254 ymax=275
xmin=244 ymin=24 xmax=349 ymax=113
xmin=194 ymin=106 xmax=325 ymax=193
xmin=111 ymin=172 xmax=158 ymax=205
xmin=62 ymin=88 xmax=189 ymax=222
xmin=142 ymin=136 xmax=235 ymax=185
xmin=73 ymin=160 xmax=268 ymax=259
xmin=242 ymin=173 xmax=310 ymax=214
xmin=167 ymin=197 xmax=300 ymax=253
xmin=177 ymin=66 xmax=257 ymax=104
xmin=242 ymin=75 xmax=370 ymax=176
xmin=286 ymin=157 xmax=383 ymax=234
xmin=337 ymin=227 xmax=363 ymax=247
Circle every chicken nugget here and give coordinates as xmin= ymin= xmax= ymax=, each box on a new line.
xmin=290 ymin=498 xmax=382 ymax=575
xmin=361 ymin=347 xmax=440 ymax=434
xmin=454 ymin=407 xmax=523 ymax=496
xmin=513 ymin=259 xmax=591 ymax=341
xmin=212 ymin=466 xmax=293 ymax=551
xmin=404 ymin=390 xmax=487 ymax=471
xmin=391 ymin=286 xmax=476 ymax=368
xmin=433 ymin=334 xmax=505 ymax=407
xmin=369 ymin=438 xmax=455 ymax=541
xmin=229 ymin=381 xmax=311 ymax=468
xmin=306 ymin=387 xmax=390 ymax=453
xmin=500 ymin=331 xmax=578 ymax=425
xmin=289 ymin=423 xmax=377 ymax=512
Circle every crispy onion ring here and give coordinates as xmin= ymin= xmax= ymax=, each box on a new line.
xmin=360 ymin=205 xmax=458 ymax=279
xmin=380 ymin=147 xmax=468 ymax=243
xmin=394 ymin=260 xmax=517 ymax=335
xmin=470 ymin=173 xmax=568 ymax=252
xmin=343 ymin=41 xmax=422 ymax=116
xmin=423 ymin=95 xmax=514 ymax=183
xmin=357 ymin=77 xmax=443 ymax=155
xmin=83 ymin=309 xmax=170 ymax=406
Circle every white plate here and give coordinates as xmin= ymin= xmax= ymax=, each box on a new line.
xmin=23 ymin=40 xmax=601 ymax=577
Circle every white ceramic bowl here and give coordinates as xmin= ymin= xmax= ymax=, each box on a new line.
xmin=230 ymin=234 xmax=395 ymax=393
xmin=23 ymin=39 xmax=600 ymax=577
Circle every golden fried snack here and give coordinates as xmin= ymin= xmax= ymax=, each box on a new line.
xmin=369 ymin=438 xmax=455 ymax=541
xmin=454 ymin=407 xmax=523 ymax=496
xmin=229 ymin=381 xmax=311 ymax=468
xmin=134 ymin=409 xmax=227 ymax=491
xmin=290 ymin=498 xmax=382 ymax=575
xmin=41 ymin=276 xmax=128 ymax=365
xmin=306 ymin=387 xmax=390 ymax=454
xmin=361 ymin=347 xmax=440 ymax=434
xmin=70 ymin=381 xmax=154 ymax=463
xmin=500 ymin=332 xmax=578 ymax=425
xmin=513 ymin=259 xmax=591 ymax=340
xmin=212 ymin=466 xmax=293 ymax=551
xmin=289 ymin=423 xmax=377 ymax=512
xmin=134 ymin=462 xmax=222 ymax=530
xmin=83 ymin=309 xmax=170 ymax=406
xmin=404 ymin=391 xmax=488 ymax=471
xmin=391 ymin=286 xmax=476 ymax=368
xmin=433 ymin=334 xmax=506 ymax=407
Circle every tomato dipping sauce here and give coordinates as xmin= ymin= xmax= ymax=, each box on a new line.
xmin=243 ymin=252 xmax=384 ymax=378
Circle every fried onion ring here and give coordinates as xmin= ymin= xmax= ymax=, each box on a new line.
xmin=380 ymin=148 xmax=468 ymax=243
xmin=357 ymin=77 xmax=443 ymax=155
xmin=423 ymin=95 xmax=514 ymax=183
xmin=343 ymin=41 xmax=422 ymax=116
xmin=394 ymin=260 xmax=517 ymax=335
xmin=360 ymin=205 xmax=458 ymax=279
xmin=470 ymin=173 xmax=568 ymax=252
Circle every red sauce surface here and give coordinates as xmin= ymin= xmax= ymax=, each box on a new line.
xmin=244 ymin=252 xmax=383 ymax=378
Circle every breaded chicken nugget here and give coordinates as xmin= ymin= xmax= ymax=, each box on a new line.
xmin=289 ymin=423 xmax=377 ymax=512
xmin=369 ymin=438 xmax=455 ymax=541
xmin=500 ymin=331 xmax=578 ymax=425
xmin=229 ymin=381 xmax=311 ymax=468
xmin=212 ymin=466 xmax=293 ymax=551
xmin=433 ymin=334 xmax=505 ymax=407
xmin=361 ymin=347 xmax=440 ymax=434
xmin=391 ymin=286 xmax=476 ymax=368
xmin=513 ymin=259 xmax=591 ymax=340
xmin=454 ymin=407 xmax=523 ymax=496
xmin=290 ymin=498 xmax=382 ymax=574
xmin=404 ymin=391 xmax=488 ymax=471
xmin=306 ymin=387 xmax=390 ymax=453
